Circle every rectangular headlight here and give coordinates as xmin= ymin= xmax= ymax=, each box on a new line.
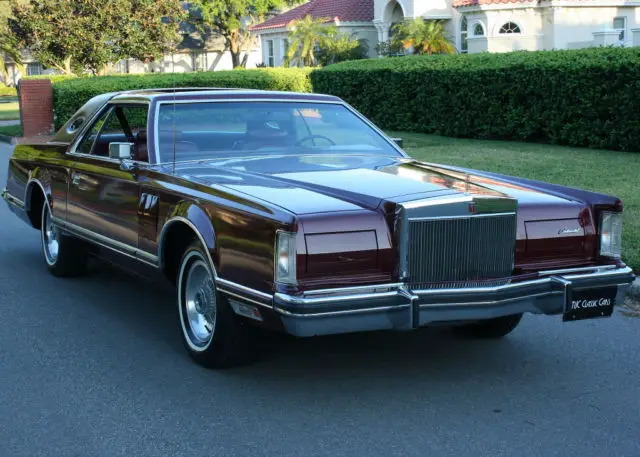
xmin=275 ymin=231 xmax=297 ymax=284
xmin=599 ymin=212 xmax=622 ymax=258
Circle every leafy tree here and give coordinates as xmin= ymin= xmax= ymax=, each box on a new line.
xmin=285 ymin=15 xmax=332 ymax=67
xmin=317 ymin=29 xmax=368 ymax=66
xmin=9 ymin=0 xmax=186 ymax=75
xmin=189 ymin=0 xmax=304 ymax=69
xmin=0 ymin=0 xmax=25 ymax=84
xmin=391 ymin=19 xmax=455 ymax=56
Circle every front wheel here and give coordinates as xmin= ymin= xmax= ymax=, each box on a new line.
xmin=41 ymin=201 xmax=87 ymax=277
xmin=453 ymin=313 xmax=523 ymax=339
xmin=177 ymin=241 xmax=255 ymax=368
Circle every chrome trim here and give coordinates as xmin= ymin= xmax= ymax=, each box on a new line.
xmin=275 ymin=303 xmax=411 ymax=318
xmin=275 ymin=290 xmax=401 ymax=307
xmin=408 ymin=212 xmax=516 ymax=222
xmin=304 ymin=282 xmax=404 ymax=296
xmin=216 ymin=277 xmax=273 ymax=302
xmin=54 ymin=217 xmax=159 ymax=268
xmin=402 ymin=195 xmax=474 ymax=209
xmin=541 ymin=265 xmax=617 ymax=276
xmin=153 ymin=98 xmax=406 ymax=166
xmin=2 ymin=188 xmax=25 ymax=210
xmin=217 ymin=287 xmax=273 ymax=310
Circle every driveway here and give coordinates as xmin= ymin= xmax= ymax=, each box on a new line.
xmin=1 ymin=142 xmax=639 ymax=456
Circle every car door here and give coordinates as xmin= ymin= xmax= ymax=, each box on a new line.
xmin=66 ymin=103 xmax=149 ymax=255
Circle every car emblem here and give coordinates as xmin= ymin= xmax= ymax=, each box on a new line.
xmin=558 ymin=227 xmax=581 ymax=235
xmin=468 ymin=202 xmax=476 ymax=214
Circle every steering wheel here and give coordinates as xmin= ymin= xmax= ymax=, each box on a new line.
xmin=295 ymin=135 xmax=336 ymax=147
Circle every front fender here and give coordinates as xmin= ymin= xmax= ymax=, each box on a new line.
xmin=158 ymin=201 xmax=218 ymax=273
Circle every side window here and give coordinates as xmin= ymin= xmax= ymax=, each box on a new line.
xmin=76 ymin=107 xmax=112 ymax=155
xmin=93 ymin=105 xmax=148 ymax=162
xmin=94 ymin=105 xmax=149 ymax=159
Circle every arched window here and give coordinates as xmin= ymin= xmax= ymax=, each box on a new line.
xmin=499 ymin=22 xmax=521 ymax=34
xmin=473 ymin=23 xmax=485 ymax=36
xmin=460 ymin=16 xmax=468 ymax=53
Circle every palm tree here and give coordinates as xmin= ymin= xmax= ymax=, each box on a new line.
xmin=392 ymin=19 xmax=455 ymax=56
xmin=285 ymin=15 xmax=332 ymax=67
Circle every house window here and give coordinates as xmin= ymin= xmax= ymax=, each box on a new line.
xmin=191 ymin=52 xmax=207 ymax=71
xmin=26 ymin=62 xmax=43 ymax=76
xmin=282 ymin=38 xmax=289 ymax=65
xmin=613 ymin=17 xmax=626 ymax=42
xmin=499 ymin=22 xmax=521 ymax=34
xmin=473 ymin=23 xmax=485 ymax=36
xmin=115 ymin=59 xmax=130 ymax=74
xmin=460 ymin=17 xmax=468 ymax=53
xmin=267 ymin=40 xmax=275 ymax=67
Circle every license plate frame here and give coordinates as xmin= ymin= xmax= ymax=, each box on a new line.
xmin=562 ymin=287 xmax=617 ymax=322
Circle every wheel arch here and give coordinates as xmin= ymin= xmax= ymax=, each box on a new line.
xmin=158 ymin=204 xmax=218 ymax=285
xmin=24 ymin=176 xmax=52 ymax=230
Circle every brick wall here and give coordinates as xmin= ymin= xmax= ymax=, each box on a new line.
xmin=18 ymin=79 xmax=54 ymax=137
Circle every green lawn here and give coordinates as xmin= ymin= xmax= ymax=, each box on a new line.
xmin=0 ymin=100 xmax=20 ymax=121
xmin=389 ymin=131 xmax=640 ymax=272
xmin=0 ymin=124 xmax=21 ymax=137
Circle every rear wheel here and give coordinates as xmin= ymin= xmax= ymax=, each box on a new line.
xmin=41 ymin=201 xmax=87 ymax=277
xmin=454 ymin=313 xmax=523 ymax=339
xmin=177 ymin=241 xmax=255 ymax=368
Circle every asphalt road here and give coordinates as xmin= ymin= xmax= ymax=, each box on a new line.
xmin=1 ymin=142 xmax=639 ymax=457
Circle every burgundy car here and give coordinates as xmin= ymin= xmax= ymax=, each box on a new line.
xmin=2 ymin=89 xmax=635 ymax=368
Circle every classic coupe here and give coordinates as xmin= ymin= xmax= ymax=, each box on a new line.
xmin=2 ymin=88 xmax=635 ymax=368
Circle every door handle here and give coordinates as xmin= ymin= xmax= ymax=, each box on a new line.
xmin=72 ymin=174 xmax=81 ymax=186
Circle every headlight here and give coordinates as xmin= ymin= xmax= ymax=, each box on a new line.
xmin=599 ymin=212 xmax=622 ymax=258
xmin=275 ymin=231 xmax=297 ymax=284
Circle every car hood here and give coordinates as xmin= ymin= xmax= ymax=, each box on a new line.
xmin=174 ymin=154 xmax=584 ymax=219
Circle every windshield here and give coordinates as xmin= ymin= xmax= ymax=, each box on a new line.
xmin=156 ymin=101 xmax=400 ymax=163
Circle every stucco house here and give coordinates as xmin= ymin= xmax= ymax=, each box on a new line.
xmin=250 ymin=0 xmax=379 ymax=66
xmin=251 ymin=0 xmax=640 ymax=62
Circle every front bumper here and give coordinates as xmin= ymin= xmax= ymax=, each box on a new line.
xmin=272 ymin=265 xmax=635 ymax=337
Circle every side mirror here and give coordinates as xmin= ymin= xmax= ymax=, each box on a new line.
xmin=391 ymin=137 xmax=403 ymax=148
xmin=109 ymin=142 xmax=134 ymax=160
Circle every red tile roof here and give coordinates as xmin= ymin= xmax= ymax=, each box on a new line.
xmin=250 ymin=0 xmax=374 ymax=31
xmin=453 ymin=0 xmax=536 ymax=7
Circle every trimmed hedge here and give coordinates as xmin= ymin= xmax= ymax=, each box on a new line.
xmin=311 ymin=48 xmax=640 ymax=152
xmin=52 ymin=68 xmax=312 ymax=129
xmin=0 ymin=86 xmax=17 ymax=97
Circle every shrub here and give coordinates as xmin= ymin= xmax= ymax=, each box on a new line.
xmin=22 ymin=74 xmax=79 ymax=84
xmin=0 ymin=86 xmax=17 ymax=97
xmin=52 ymin=68 xmax=312 ymax=129
xmin=311 ymin=47 xmax=640 ymax=152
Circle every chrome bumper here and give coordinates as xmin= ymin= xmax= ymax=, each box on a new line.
xmin=272 ymin=265 xmax=635 ymax=337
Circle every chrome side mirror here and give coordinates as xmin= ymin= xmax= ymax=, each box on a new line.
xmin=391 ymin=137 xmax=403 ymax=148
xmin=109 ymin=142 xmax=134 ymax=160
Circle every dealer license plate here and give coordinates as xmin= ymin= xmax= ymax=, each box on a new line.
xmin=563 ymin=287 xmax=617 ymax=322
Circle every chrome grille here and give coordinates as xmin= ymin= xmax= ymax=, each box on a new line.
xmin=407 ymin=214 xmax=516 ymax=289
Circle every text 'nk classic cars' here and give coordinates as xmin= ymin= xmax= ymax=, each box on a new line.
xmin=2 ymin=88 xmax=635 ymax=368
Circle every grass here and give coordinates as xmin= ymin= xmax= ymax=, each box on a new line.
xmin=0 ymin=98 xmax=19 ymax=121
xmin=0 ymin=124 xmax=22 ymax=137
xmin=389 ymin=131 xmax=640 ymax=273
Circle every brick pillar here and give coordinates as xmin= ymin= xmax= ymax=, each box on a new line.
xmin=18 ymin=79 xmax=54 ymax=137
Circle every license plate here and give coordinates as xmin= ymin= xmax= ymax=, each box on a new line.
xmin=563 ymin=287 xmax=617 ymax=322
